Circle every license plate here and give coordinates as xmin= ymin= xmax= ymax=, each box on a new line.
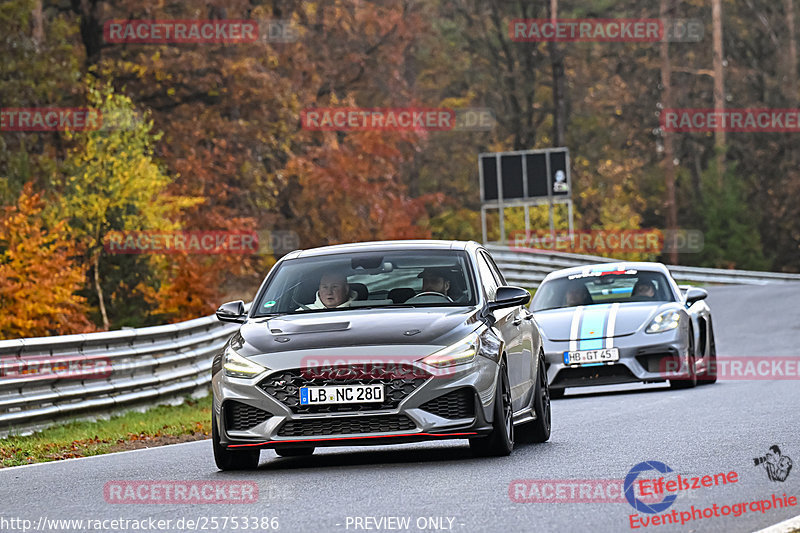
xmin=563 ymin=348 xmax=620 ymax=365
xmin=299 ymin=385 xmax=384 ymax=405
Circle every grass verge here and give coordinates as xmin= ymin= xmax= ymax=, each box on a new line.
xmin=0 ymin=395 xmax=211 ymax=468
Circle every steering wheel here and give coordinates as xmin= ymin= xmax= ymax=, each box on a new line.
xmin=290 ymin=294 xmax=311 ymax=311
xmin=406 ymin=291 xmax=453 ymax=303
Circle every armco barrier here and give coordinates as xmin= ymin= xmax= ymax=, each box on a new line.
xmin=484 ymin=244 xmax=800 ymax=287
xmin=0 ymin=314 xmax=240 ymax=437
xmin=1 ymin=248 xmax=799 ymax=437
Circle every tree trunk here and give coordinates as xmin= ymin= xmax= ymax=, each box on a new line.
xmin=785 ymin=0 xmax=798 ymax=101
xmin=712 ymin=0 xmax=726 ymax=185
xmin=31 ymin=0 xmax=43 ymax=49
xmin=660 ymin=0 xmax=678 ymax=265
xmin=93 ymin=250 xmax=110 ymax=330
xmin=70 ymin=0 xmax=103 ymax=65
xmin=549 ymin=0 xmax=566 ymax=146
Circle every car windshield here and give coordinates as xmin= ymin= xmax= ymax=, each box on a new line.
xmin=252 ymin=250 xmax=477 ymax=316
xmin=531 ymin=269 xmax=675 ymax=311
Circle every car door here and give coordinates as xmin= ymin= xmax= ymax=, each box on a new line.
xmin=477 ymin=250 xmax=527 ymax=412
xmin=484 ymin=251 xmax=538 ymax=410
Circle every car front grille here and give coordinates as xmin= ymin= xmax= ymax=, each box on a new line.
xmin=258 ymin=366 xmax=429 ymax=414
xmin=552 ymin=364 xmax=639 ymax=387
xmin=419 ymin=388 xmax=475 ymax=419
xmin=277 ymin=415 xmax=417 ymax=437
xmin=225 ymin=400 xmax=272 ymax=431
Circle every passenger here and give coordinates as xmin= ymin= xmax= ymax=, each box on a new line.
xmin=632 ymin=280 xmax=657 ymax=300
xmin=304 ymin=272 xmax=358 ymax=309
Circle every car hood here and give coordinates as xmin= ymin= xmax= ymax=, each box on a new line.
xmin=534 ymin=302 xmax=678 ymax=341
xmin=234 ymin=307 xmax=483 ymax=357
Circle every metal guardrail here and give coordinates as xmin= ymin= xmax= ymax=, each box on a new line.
xmin=484 ymin=244 xmax=800 ymax=287
xmin=1 ymin=247 xmax=798 ymax=437
xmin=0 ymin=315 xmax=239 ymax=437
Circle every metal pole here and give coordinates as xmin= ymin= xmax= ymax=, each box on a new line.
xmin=496 ymin=155 xmax=505 ymax=243
xmin=481 ymin=206 xmax=488 ymax=244
xmin=522 ymin=153 xmax=530 ymax=240
xmin=545 ymin=151 xmax=555 ymax=234
xmin=568 ymin=199 xmax=574 ymax=233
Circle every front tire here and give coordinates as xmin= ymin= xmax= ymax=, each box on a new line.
xmin=698 ymin=319 xmax=717 ymax=384
xmin=470 ymin=360 xmax=514 ymax=457
xmin=212 ymin=413 xmax=261 ymax=470
xmin=518 ymin=350 xmax=551 ymax=443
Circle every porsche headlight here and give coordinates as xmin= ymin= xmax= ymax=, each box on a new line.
xmin=646 ymin=310 xmax=681 ymax=333
xmin=223 ymin=346 xmax=267 ymax=378
xmin=421 ymin=332 xmax=480 ymax=368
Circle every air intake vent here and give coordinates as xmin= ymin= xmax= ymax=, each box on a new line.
xmin=277 ymin=415 xmax=416 ymax=437
xmin=225 ymin=401 xmax=271 ymax=431
xmin=420 ymin=388 xmax=475 ymax=419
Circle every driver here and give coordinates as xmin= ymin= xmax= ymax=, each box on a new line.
xmin=418 ymin=267 xmax=451 ymax=296
xmin=304 ymin=272 xmax=358 ymax=309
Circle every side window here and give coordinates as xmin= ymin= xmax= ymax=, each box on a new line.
xmin=484 ymin=252 xmax=507 ymax=286
xmin=477 ymin=252 xmax=499 ymax=300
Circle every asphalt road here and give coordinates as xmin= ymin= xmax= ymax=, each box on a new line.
xmin=1 ymin=284 xmax=798 ymax=533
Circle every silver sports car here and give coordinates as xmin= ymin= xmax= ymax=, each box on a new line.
xmin=211 ymin=240 xmax=551 ymax=470
xmin=530 ymin=262 xmax=716 ymax=398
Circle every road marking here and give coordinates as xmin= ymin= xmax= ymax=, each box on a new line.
xmin=753 ymin=513 xmax=800 ymax=533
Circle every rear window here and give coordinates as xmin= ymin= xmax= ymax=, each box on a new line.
xmin=531 ymin=268 xmax=675 ymax=311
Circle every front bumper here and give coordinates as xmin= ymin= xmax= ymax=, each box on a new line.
xmin=544 ymin=330 xmax=689 ymax=391
xmin=212 ymin=354 xmax=500 ymax=450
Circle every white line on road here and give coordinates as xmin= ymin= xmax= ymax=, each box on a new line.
xmin=753 ymin=513 xmax=800 ymax=533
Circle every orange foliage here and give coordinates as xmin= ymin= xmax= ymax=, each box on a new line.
xmin=286 ymin=130 xmax=438 ymax=246
xmin=0 ymin=184 xmax=94 ymax=339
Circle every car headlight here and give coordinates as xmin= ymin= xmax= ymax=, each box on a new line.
xmin=421 ymin=332 xmax=479 ymax=368
xmin=646 ymin=310 xmax=681 ymax=333
xmin=223 ymin=346 xmax=268 ymax=378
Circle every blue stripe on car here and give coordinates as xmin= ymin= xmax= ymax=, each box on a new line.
xmin=579 ymin=304 xmax=612 ymax=350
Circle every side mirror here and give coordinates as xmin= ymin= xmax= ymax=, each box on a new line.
xmin=216 ymin=300 xmax=247 ymax=323
xmin=487 ymin=286 xmax=531 ymax=313
xmin=684 ymin=287 xmax=708 ymax=306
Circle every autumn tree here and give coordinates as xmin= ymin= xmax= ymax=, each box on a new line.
xmin=0 ymin=184 xmax=94 ymax=339
xmin=57 ymin=81 xmax=201 ymax=329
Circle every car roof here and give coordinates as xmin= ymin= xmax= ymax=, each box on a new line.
xmin=541 ymin=261 xmax=673 ymax=282
xmin=282 ymin=239 xmax=481 ymax=259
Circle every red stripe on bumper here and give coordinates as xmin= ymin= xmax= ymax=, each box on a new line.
xmin=228 ymin=432 xmax=478 ymax=447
